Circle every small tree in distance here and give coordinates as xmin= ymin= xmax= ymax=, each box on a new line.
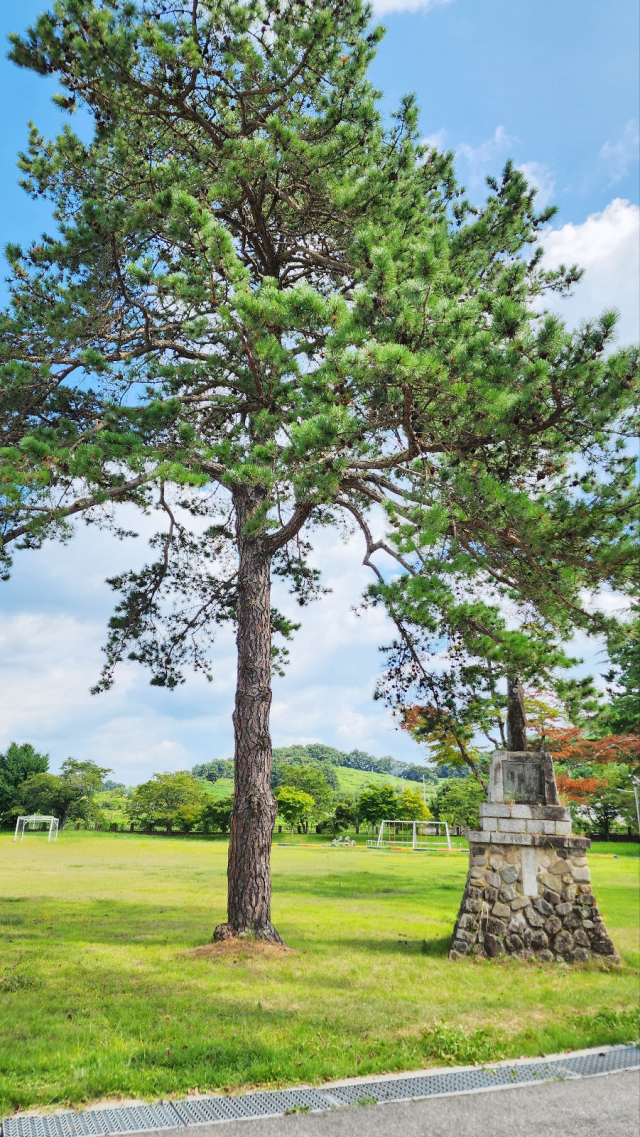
xmin=126 ymin=772 xmax=206 ymax=833
xmin=431 ymin=779 xmax=485 ymax=833
xmin=277 ymin=764 xmax=334 ymax=821
xmin=275 ymin=787 xmax=315 ymax=834
xmin=356 ymin=783 xmax=430 ymax=833
xmin=326 ymin=800 xmax=358 ymax=835
xmin=395 ymin=786 xmax=432 ymax=822
xmin=19 ymin=757 xmax=111 ymax=828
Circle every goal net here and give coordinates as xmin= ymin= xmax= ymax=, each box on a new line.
xmin=14 ymin=815 xmax=59 ymax=843
xmin=369 ymin=819 xmax=452 ymax=851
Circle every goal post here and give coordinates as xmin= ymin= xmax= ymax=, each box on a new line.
xmin=370 ymin=818 xmax=452 ymax=851
xmin=14 ymin=815 xmax=59 ymax=843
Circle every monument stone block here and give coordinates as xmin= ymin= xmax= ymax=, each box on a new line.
xmin=449 ymin=749 xmax=618 ymax=965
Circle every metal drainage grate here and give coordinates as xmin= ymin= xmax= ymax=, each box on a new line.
xmin=3 ymin=1044 xmax=638 ymax=1136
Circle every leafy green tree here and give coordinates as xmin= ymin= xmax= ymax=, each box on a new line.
xmin=356 ymin=784 xmax=399 ymax=831
xmin=60 ymin=758 xmax=111 ymax=797
xmin=275 ymin=787 xmax=315 ymax=834
xmin=580 ymin=767 xmax=634 ymax=837
xmin=431 ymin=778 xmax=486 ymax=832
xmin=272 ymin=753 xmax=338 ymax=792
xmin=18 ymin=758 xmax=110 ymax=827
xmin=200 ymin=796 xmax=234 ymax=835
xmin=0 ymin=742 xmax=49 ymax=822
xmin=126 ymin=772 xmax=206 ymax=833
xmin=362 ymin=168 xmax=637 ymax=765
xmin=394 ymin=786 xmax=432 ymax=821
xmin=4 ymin=0 xmax=636 ymax=945
xmin=3 ymin=0 xmax=424 ymax=942
xmin=333 ymin=800 xmax=358 ymax=831
xmin=20 ymin=773 xmax=78 ymax=826
xmin=356 ymin=783 xmax=430 ymax=831
xmin=275 ymin=763 xmax=335 ymax=815
xmin=317 ymin=799 xmax=358 ymax=835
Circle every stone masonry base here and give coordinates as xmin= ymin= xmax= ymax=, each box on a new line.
xmin=450 ymin=838 xmax=618 ymax=963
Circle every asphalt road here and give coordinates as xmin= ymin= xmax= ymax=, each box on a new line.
xmin=154 ymin=1068 xmax=640 ymax=1137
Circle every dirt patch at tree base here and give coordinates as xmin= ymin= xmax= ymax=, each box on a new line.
xmin=184 ymin=940 xmax=293 ymax=960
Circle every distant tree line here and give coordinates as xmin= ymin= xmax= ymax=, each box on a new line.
xmin=192 ymin=743 xmax=466 ymax=787
xmin=0 ymin=738 xmax=462 ymax=835
xmin=0 ymin=741 xmax=462 ymax=837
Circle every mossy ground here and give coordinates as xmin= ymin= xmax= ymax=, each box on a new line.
xmin=0 ymin=832 xmax=637 ymax=1113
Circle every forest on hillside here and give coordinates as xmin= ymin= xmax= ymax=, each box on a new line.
xmin=192 ymin=743 xmax=466 ymax=787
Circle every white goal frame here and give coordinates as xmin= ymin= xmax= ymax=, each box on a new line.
xmin=369 ymin=818 xmax=452 ymax=851
xmin=14 ymin=815 xmax=59 ymax=843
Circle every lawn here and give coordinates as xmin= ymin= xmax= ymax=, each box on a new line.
xmin=0 ymin=832 xmax=638 ymax=1114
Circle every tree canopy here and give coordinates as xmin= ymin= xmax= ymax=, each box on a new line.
xmin=17 ymin=757 xmax=111 ymax=827
xmin=356 ymin=782 xmax=430 ymax=828
xmin=125 ymin=771 xmax=207 ymax=832
xmin=275 ymin=785 xmax=315 ymax=832
xmin=430 ymin=778 xmax=485 ymax=832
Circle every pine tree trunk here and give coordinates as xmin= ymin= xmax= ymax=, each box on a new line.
xmin=214 ymin=487 xmax=282 ymax=943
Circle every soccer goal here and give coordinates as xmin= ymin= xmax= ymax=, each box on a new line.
xmin=14 ymin=815 xmax=59 ymax=843
xmin=368 ymin=819 xmax=453 ymax=851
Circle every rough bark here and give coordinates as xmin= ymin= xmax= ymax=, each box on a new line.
xmin=507 ymin=676 xmax=528 ymax=751
xmin=214 ymin=486 xmax=282 ymax=943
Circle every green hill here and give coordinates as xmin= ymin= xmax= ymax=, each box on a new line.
xmin=202 ymin=777 xmax=234 ymax=801
xmin=334 ymin=765 xmax=428 ymax=798
xmin=203 ymin=766 xmax=434 ymax=803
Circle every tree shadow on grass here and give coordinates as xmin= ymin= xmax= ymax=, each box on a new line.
xmin=305 ymin=935 xmax=452 ymax=957
xmin=272 ymin=870 xmax=463 ymax=901
xmin=421 ymin=935 xmax=452 ymax=957
xmin=0 ymin=897 xmax=213 ymax=948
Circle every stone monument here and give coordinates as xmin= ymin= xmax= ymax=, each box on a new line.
xmin=449 ymin=685 xmax=618 ymax=963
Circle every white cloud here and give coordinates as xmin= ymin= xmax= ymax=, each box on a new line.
xmin=85 ymin=718 xmax=193 ymax=774
xmin=0 ymin=613 xmax=100 ymax=738
xmin=422 ymin=127 xmax=448 ymax=151
xmin=541 ymin=198 xmax=640 ymax=344
xmin=456 ymin=125 xmax=516 ymax=186
xmin=372 ymin=0 xmax=454 ymax=15
xmin=518 ymin=161 xmax=556 ymax=209
xmin=599 ymin=120 xmax=640 ymax=185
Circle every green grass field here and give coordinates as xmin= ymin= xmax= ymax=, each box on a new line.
xmin=0 ymin=832 xmax=638 ymax=1114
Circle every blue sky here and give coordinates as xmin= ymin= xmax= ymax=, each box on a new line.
xmin=0 ymin=0 xmax=638 ymax=781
